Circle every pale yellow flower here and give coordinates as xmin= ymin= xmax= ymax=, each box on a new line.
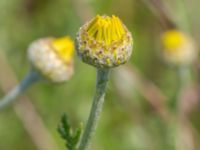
xmin=28 ymin=36 xmax=74 ymax=82
xmin=162 ymin=30 xmax=197 ymax=65
xmin=76 ymin=15 xmax=133 ymax=68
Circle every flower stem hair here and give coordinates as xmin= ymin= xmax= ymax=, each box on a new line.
xmin=78 ymin=69 xmax=109 ymax=150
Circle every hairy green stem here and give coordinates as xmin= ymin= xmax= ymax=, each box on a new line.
xmin=78 ymin=68 xmax=110 ymax=150
xmin=0 ymin=69 xmax=40 ymax=110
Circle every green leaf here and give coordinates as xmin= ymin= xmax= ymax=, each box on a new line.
xmin=58 ymin=113 xmax=82 ymax=150
xmin=72 ymin=124 xmax=83 ymax=146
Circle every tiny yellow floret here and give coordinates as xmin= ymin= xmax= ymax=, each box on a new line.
xmin=51 ymin=36 xmax=74 ymax=63
xmin=87 ymin=15 xmax=126 ymax=46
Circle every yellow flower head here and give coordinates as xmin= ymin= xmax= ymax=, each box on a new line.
xmin=162 ymin=30 xmax=186 ymax=50
xmin=161 ymin=30 xmax=197 ymax=65
xmin=28 ymin=36 xmax=74 ymax=83
xmin=76 ymin=15 xmax=133 ymax=68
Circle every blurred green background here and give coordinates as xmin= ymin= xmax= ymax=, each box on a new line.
xmin=0 ymin=0 xmax=200 ymax=150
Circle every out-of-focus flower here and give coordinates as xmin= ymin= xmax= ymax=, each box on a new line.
xmin=76 ymin=15 xmax=133 ymax=68
xmin=28 ymin=36 xmax=74 ymax=83
xmin=0 ymin=36 xmax=75 ymax=110
xmin=161 ymin=30 xmax=197 ymax=66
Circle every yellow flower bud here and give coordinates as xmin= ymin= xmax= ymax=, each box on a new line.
xmin=28 ymin=36 xmax=74 ymax=83
xmin=76 ymin=15 xmax=133 ymax=68
xmin=162 ymin=30 xmax=197 ymax=66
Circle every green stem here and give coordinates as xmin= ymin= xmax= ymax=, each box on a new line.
xmin=78 ymin=68 xmax=110 ymax=150
xmin=176 ymin=68 xmax=193 ymax=150
xmin=0 ymin=69 xmax=40 ymax=110
xmin=177 ymin=66 xmax=191 ymax=89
